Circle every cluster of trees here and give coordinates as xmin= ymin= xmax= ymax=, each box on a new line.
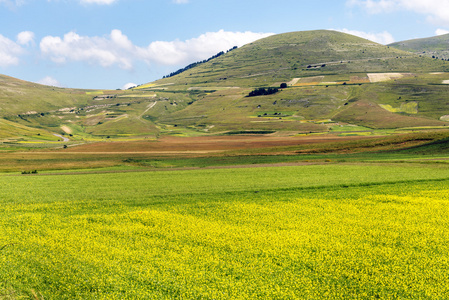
xmin=307 ymin=64 xmax=326 ymax=69
xmin=21 ymin=170 xmax=38 ymax=174
xmin=163 ymin=46 xmax=238 ymax=79
xmin=431 ymin=55 xmax=449 ymax=61
xmin=247 ymin=87 xmax=279 ymax=97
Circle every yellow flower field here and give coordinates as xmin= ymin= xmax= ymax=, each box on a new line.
xmin=1 ymin=164 xmax=449 ymax=299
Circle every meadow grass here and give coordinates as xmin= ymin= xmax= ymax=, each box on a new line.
xmin=1 ymin=163 xmax=449 ymax=298
xmin=0 ymin=129 xmax=447 ymax=174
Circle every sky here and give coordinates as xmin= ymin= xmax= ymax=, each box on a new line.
xmin=2 ymin=0 xmax=449 ymax=90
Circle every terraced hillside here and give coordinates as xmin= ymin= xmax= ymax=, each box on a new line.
xmin=1 ymin=30 xmax=449 ymax=143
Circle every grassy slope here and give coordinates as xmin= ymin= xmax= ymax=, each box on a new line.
xmin=0 ymin=75 xmax=90 ymax=116
xmin=0 ymin=118 xmax=58 ymax=140
xmin=332 ymin=73 xmax=449 ymax=128
xmin=389 ymin=33 xmax=449 ymax=59
xmin=143 ymin=30 xmax=449 ymax=131
xmin=158 ymin=78 xmax=449 ymax=132
xmin=0 ymin=74 xmax=184 ymax=140
xmin=0 ymin=82 xmax=164 ymax=140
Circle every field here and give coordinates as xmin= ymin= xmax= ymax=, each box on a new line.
xmin=3 ymin=29 xmax=449 ymax=299
xmin=1 ymin=162 xmax=449 ymax=299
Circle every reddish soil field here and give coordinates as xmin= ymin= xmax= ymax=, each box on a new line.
xmin=61 ymin=134 xmax=376 ymax=153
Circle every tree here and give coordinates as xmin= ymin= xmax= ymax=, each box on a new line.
xmin=280 ymin=83 xmax=288 ymax=88
xmin=247 ymin=87 xmax=279 ymax=97
xmin=163 ymin=46 xmax=238 ymax=78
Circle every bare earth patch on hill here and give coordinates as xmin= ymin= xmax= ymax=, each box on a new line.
xmin=368 ymin=73 xmax=408 ymax=83
xmin=61 ymin=125 xmax=72 ymax=134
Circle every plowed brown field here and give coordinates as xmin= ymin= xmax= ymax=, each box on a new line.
xmin=61 ymin=135 xmax=376 ymax=153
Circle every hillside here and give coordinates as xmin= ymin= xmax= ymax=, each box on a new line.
xmin=389 ymin=34 xmax=449 ymax=60
xmin=1 ymin=30 xmax=449 ymax=144
xmin=0 ymin=75 xmax=91 ymax=116
xmin=149 ymin=30 xmax=449 ymax=88
xmin=144 ymin=30 xmax=449 ymax=132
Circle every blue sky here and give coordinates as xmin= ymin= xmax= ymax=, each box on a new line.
xmin=1 ymin=0 xmax=449 ymax=89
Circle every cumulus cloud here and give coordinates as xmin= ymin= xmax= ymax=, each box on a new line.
xmin=436 ymin=28 xmax=449 ymax=35
xmin=40 ymin=30 xmax=135 ymax=69
xmin=37 ymin=76 xmax=63 ymax=87
xmin=334 ymin=28 xmax=395 ymax=44
xmin=40 ymin=29 xmax=273 ymax=70
xmin=348 ymin=0 xmax=449 ymax=26
xmin=0 ymin=34 xmax=25 ymax=67
xmin=139 ymin=30 xmax=274 ymax=65
xmin=17 ymin=31 xmax=35 ymax=46
xmin=122 ymin=82 xmax=137 ymax=90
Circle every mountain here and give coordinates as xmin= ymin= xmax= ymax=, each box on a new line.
xmin=389 ymin=34 xmax=449 ymax=60
xmin=1 ymin=30 xmax=449 ymax=143
xmin=143 ymin=30 xmax=449 ymax=132
xmin=151 ymin=30 xmax=449 ymax=89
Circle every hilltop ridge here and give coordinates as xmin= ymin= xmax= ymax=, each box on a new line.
xmin=389 ymin=33 xmax=449 ymax=60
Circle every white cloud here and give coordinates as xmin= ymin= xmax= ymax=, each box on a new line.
xmin=173 ymin=0 xmax=189 ymax=3
xmin=40 ymin=30 xmax=135 ymax=69
xmin=40 ymin=29 xmax=273 ymax=69
xmin=122 ymin=82 xmax=137 ymax=90
xmin=436 ymin=28 xmax=449 ymax=35
xmin=334 ymin=28 xmax=395 ymax=44
xmin=348 ymin=0 xmax=449 ymax=26
xmin=0 ymin=34 xmax=25 ymax=67
xmin=37 ymin=76 xmax=63 ymax=87
xmin=17 ymin=31 xmax=35 ymax=46
xmin=139 ymin=30 xmax=274 ymax=65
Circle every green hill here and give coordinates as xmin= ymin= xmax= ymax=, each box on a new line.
xmin=389 ymin=34 xmax=449 ymax=60
xmin=0 ymin=74 xmax=91 ymax=116
xmin=1 ymin=30 xmax=449 ymax=143
xmin=151 ymin=30 xmax=449 ymax=88
xmin=143 ymin=30 xmax=449 ymax=132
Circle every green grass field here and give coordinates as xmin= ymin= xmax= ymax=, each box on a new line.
xmin=1 ymin=163 xmax=449 ymax=299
